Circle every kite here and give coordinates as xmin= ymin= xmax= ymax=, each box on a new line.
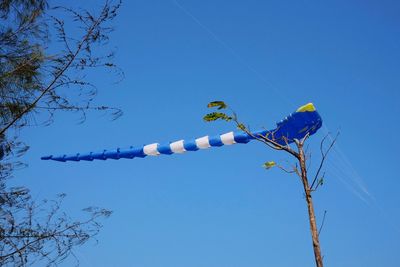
xmin=41 ymin=103 xmax=322 ymax=162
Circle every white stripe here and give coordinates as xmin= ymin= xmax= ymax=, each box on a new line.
xmin=195 ymin=136 xmax=211 ymax=149
xmin=143 ymin=143 xmax=160 ymax=156
xmin=170 ymin=140 xmax=186 ymax=153
xmin=220 ymin=131 xmax=236 ymax=145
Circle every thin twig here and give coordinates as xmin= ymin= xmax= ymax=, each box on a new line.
xmin=318 ymin=210 xmax=327 ymax=237
xmin=310 ymin=132 xmax=339 ymax=190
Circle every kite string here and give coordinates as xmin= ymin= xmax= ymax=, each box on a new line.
xmin=321 ymin=124 xmax=372 ymax=202
xmin=173 ymin=0 xmax=372 ymax=202
xmin=322 ymin=124 xmax=400 ymax=234
xmin=173 ymin=0 xmax=400 ymax=236
xmin=172 ymin=0 xmax=295 ymax=108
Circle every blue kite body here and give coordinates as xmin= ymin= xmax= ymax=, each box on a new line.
xmin=41 ymin=103 xmax=322 ymax=162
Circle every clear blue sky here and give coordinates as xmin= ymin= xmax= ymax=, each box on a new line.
xmin=16 ymin=0 xmax=400 ymax=266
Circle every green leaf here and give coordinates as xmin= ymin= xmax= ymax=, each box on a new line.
xmin=207 ymin=101 xmax=227 ymax=110
xmin=263 ymin=161 xmax=276 ymax=169
xmin=203 ymin=112 xmax=232 ymax=122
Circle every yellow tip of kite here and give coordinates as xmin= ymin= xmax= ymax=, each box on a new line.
xmin=296 ymin=103 xmax=316 ymax=112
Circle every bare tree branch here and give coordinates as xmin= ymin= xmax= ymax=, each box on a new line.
xmin=310 ymin=132 xmax=339 ymax=190
xmin=318 ymin=210 xmax=327 ymax=237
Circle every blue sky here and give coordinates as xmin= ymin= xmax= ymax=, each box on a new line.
xmin=15 ymin=0 xmax=400 ymax=266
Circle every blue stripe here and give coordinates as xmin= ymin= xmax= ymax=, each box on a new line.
xmin=91 ymin=151 xmax=107 ymax=160
xmin=64 ymin=154 xmax=80 ymax=161
xmin=79 ymin=152 xmax=94 ymax=161
xmin=233 ymin=132 xmax=250 ymax=143
xmin=208 ymin=135 xmax=224 ymax=146
xmin=158 ymin=143 xmax=173 ymax=154
xmin=183 ymin=140 xmax=199 ymax=151
xmin=119 ymin=147 xmax=137 ymax=158
xmin=52 ymin=155 xmax=66 ymax=162
xmin=104 ymin=149 xmax=120 ymax=160
xmin=129 ymin=147 xmax=146 ymax=158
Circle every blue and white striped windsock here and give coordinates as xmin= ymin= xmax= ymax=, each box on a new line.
xmin=41 ymin=103 xmax=323 ymax=162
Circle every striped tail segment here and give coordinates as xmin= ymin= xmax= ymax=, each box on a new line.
xmin=41 ymin=103 xmax=323 ymax=162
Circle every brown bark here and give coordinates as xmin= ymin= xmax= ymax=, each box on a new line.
xmin=298 ymin=142 xmax=324 ymax=267
xmin=232 ymin=118 xmax=328 ymax=266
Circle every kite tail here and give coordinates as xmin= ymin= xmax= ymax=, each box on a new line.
xmin=40 ymin=130 xmax=265 ymax=162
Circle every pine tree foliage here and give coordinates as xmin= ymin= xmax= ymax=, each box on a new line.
xmin=0 ymin=1 xmax=123 ymax=265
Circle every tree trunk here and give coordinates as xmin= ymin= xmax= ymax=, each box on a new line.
xmin=298 ymin=144 xmax=324 ymax=267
